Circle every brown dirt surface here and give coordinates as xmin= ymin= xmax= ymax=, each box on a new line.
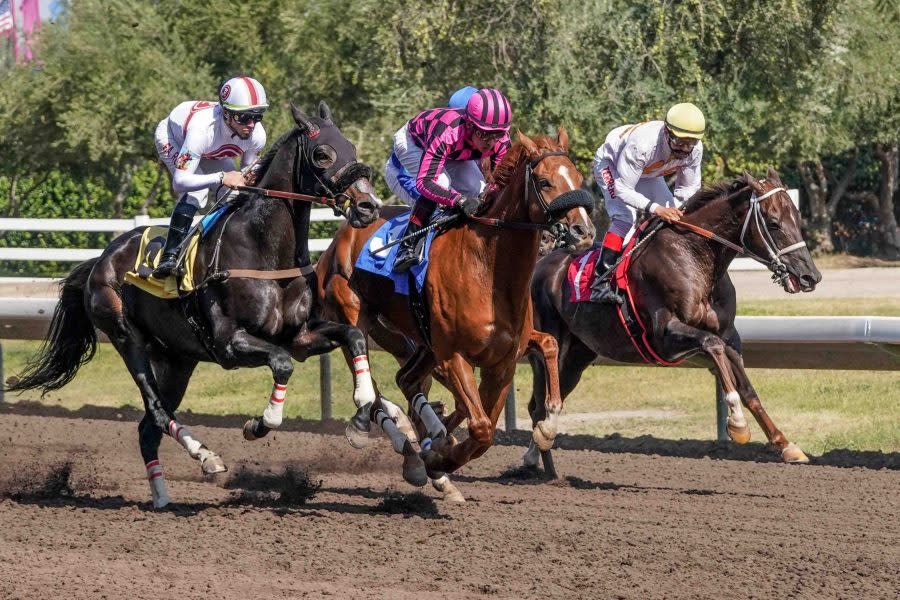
xmin=0 ymin=404 xmax=898 ymax=600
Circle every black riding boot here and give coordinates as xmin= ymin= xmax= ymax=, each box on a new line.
xmin=393 ymin=219 xmax=426 ymax=273
xmin=152 ymin=202 xmax=197 ymax=279
xmin=589 ymin=246 xmax=624 ymax=305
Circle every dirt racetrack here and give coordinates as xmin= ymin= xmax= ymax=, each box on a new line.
xmin=0 ymin=403 xmax=897 ymax=600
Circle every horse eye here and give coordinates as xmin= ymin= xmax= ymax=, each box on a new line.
xmin=314 ymin=145 xmax=337 ymax=167
xmin=539 ymin=178 xmax=552 ymax=189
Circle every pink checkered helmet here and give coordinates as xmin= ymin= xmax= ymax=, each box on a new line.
xmin=465 ymin=88 xmax=512 ymax=132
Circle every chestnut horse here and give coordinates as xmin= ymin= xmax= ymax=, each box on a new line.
xmin=317 ymin=129 xmax=595 ymax=500
xmin=527 ymin=169 xmax=822 ymax=475
xmin=7 ymin=103 xmax=382 ymax=508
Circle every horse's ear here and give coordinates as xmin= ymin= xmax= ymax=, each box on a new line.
xmin=516 ymin=129 xmax=539 ymax=156
xmin=318 ymin=101 xmax=333 ymax=123
xmin=557 ymin=127 xmax=569 ymax=151
xmin=766 ymin=166 xmax=784 ymax=187
xmin=291 ymin=102 xmax=315 ymax=133
xmin=742 ymin=170 xmax=762 ymax=192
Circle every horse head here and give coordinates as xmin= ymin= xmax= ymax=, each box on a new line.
xmin=740 ymin=168 xmax=821 ymax=293
xmin=509 ymin=129 xmax=596 ymax=253
xmin=290 ymin=102 xmax=382 ymax=227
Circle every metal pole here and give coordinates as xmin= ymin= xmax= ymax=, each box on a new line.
xmin=319 ymin=353 xmax=332 ymax=420
xmin=715 ymin=380 xmax=729 ymax=441
xmin=504 ymin=383 xmax=516 ymax=432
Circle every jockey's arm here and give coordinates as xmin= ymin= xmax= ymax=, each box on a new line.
xmin=415 ymin=140 xmax=463 ymax=206
xmin=613 ymin=144 xmax=661 ymax=214
xmin=171 ymin=129 xmax=227 ymax=194
xmin=672 ymin=144 xmax=703 ymax=205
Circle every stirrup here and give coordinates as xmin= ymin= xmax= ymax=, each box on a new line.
xmin=589 ymin=282 xmax=623 ymax=305
xmin=152 ymin=254 xmax=180 ymax=279
xmin=393 ymin=239 xmax=425 ymax=273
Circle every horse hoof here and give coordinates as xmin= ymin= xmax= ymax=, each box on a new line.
xmin=345 ymin=422 xmax=374 ymax=450
xmin=201 ymin=454 xmax=227 ymax=475
xmin=532 ymin=421 xmax=556 ymax=452
xmin=402 ymin=451 xmax=428 ymax=487
xmin=523 ymin=442 xmax=540 ymax=468
xmin=243 ymin=418 xmax=269 ymax=441
xmin=444 ymin=489 xmax=466 ymax=503
xmin=781 ymin=443 xmax=809 ymax=464
xmin=152 ymin=495 xmax=172 ymax=509
xmin=727 ymin=420 xmax=751 ymax=445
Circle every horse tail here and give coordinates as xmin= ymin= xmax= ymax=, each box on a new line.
xmin=5 ymin=258 xmax=100 ymax=395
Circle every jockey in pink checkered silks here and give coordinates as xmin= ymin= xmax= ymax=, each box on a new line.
xmin=385 ymin=87 xmax=513 ymax=272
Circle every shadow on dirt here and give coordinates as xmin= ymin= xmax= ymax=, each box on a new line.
xmin=4 ymin=401 xmax=897 ymax=470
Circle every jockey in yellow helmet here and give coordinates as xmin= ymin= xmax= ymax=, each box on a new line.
xmin=589 ymin=102 xmax=706 ymax=304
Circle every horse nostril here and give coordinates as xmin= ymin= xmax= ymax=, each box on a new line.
xmin=358 ymin=201 xmax=376 ymax=213
xmin=800 ymin=273 xmax=818 ymax=287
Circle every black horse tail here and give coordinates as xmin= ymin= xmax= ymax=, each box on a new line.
xmin=5 ymin=258 xmax=100 ymax=395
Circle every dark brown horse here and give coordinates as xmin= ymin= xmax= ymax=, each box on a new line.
xmin=317 ymin=129 xmax=595 ymax=500
xmin=6 ymin=103 xmax=382 ymax=508
xmin=527 ymin=169 xmax=822 ymax=474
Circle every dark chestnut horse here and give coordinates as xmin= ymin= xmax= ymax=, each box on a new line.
xmin=317 ymin=129 xmax=595 ymax=500
xmin=6 ymin=103 xmax=382 ymax=508
xmin=527 ymin=169 xmax=822 ymax=475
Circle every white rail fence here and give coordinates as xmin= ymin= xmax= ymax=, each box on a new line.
xmin=2 ymin=295 xmax=898 ymax=439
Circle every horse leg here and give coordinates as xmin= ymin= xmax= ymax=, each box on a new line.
xmin=289 ymin=320 xmax=427 ymax=487
xmin=723 ymin=345 xmax=809 ymax=463
xmin=140 ymin=354 xmax=199 ymax=508
xmin=424 ymin=354 xmax=505 ymax=474
xmin=526 ymin=330 xmax=561 ymax=453
xmin=663 ymin=321 xmax=751 ymax=444
xmin=396 ymin=346 xmax=447 ymax=445
xmin=524 ymin=334 xmax=596 ymax=477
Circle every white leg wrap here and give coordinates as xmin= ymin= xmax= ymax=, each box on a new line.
xmin=380 ymin=397 xmax=418 ymax=442
xmin=146 ymin=460 xmax=171 ymax=509
xmin=168 ymin=420 xmax=202 ymax=458
xmin=725 ymin=391 xmax=747 ymax=427
xmin=263 ymin=383 xmax=287 ymax=428
xmin=374 ymin=408 xmax=408 ymax=454
xmin=352 ymin=355 xmax=377 ymax=408
xmin=411 ymin=393 xmax=447 ymax=439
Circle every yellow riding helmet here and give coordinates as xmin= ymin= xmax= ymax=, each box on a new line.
xmin=665 ymin=103 xmax=706 ymax=139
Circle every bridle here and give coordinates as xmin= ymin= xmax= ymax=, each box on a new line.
xmin=469 ymin=149 xmax=593 ymax=237
xmin=673 ymin=183 xmax=807 ymax=285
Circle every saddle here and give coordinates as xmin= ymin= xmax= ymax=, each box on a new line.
xmin=123 ymin=225 xmax=203 ymax=299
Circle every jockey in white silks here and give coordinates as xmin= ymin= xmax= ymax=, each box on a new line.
xmin=151 ymin=76 xmax=268 ymax=278
xmin=589 ymin=102 xmax=706 ymax=304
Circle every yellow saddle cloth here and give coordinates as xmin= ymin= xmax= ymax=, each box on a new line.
xmin=123 ymin=226 xmax=202 ymax=299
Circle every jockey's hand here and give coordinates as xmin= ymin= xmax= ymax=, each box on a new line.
xmin=655 ymin=206 xmax=684 ymax=223
xmin=455 ymin=196 xmax=481 ymax=217
xmin=222 ymin=171 xmax=245 ymax=188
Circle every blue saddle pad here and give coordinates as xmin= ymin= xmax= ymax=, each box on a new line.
xmin=354 ymin=211 xmax=440 ymax=296
xmin=199 ymin=203 xmax=231 ymax=238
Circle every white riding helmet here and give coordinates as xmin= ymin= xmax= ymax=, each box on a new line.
xmin=218 ymin=76 xmax=269 ymax=113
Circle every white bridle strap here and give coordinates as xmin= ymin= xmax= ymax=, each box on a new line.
xmin=777 ymin=240 xmax=808 ymax=256
xmin=740 ymin=187 xmax=808 ymax=266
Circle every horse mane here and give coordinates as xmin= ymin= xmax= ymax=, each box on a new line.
xmin=252 ymin=127 xmax=300 ymax=181
xmin=681 ymin=178 xmax=746 ymax=214
xmin=490 ymin=135 xmax=562 ymax=191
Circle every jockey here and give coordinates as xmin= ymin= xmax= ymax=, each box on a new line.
xmin=388 ymin=85 xmax=479 ymax=210
xmin=384 ymin=87 xmax=513 ymax=272
xmin=151 ymin=76 xmax=269 ymax=278
xmin=589 ymin=102 xmax=705 ymax=304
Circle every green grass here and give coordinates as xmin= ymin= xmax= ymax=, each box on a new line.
xmin=737 ymin=296 xmax=899 ymax=316
xmin=3 ymin=337 xmax=898 ymax=455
